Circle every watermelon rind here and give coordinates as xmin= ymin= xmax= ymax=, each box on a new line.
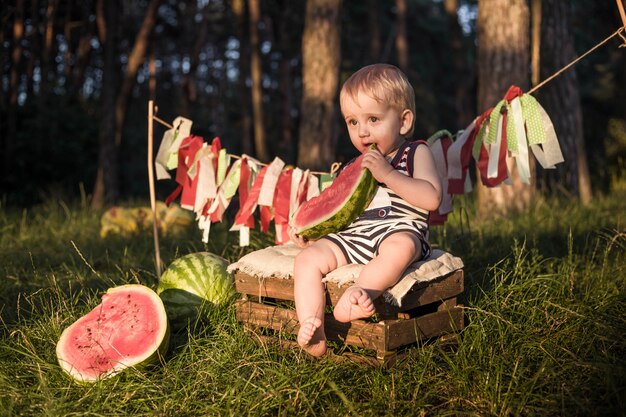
xmin=156 ymin=252 xmax=235 ymax=327
xmin=291 ymin=154 xmax=378 ymax=240
xmin=56 ymin=284 xmax=170 ymax=383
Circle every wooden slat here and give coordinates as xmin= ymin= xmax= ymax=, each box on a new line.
xmin=384 ymin=306 xmax=464 ymax=351
xmin=235 ymin=269 xmax=464 ymax=314
xmin=234 ymin=272 xmax=296 ymax=300
xmin=396 ymin=270 xmax=464 ymax=312
xmin=324 ymin=318 xmax=387 ymax=352
xmin=235 ymin=300 xmax=387 ymax=351
xmin=235 ymin=299 xmax=299 ymax=333
xmin=244 ymin=333 xmax=385 ymax=367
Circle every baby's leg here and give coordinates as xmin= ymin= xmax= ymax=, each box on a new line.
xmin=294 ymin=239 xmax=346 ymax=357
xmin=333 ymin=232 xmax=421 ymax=323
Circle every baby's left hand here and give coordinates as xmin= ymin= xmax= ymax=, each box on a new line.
xmin=361 ymin=148 xmax=394 ymax=183
xmin=288 ymin=226 xmax=313 ymax=248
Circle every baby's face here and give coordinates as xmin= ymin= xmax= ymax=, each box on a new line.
xmin=341 ymin=91 xmax=411 ymax=156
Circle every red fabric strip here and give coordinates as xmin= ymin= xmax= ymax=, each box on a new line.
xmin=448 ymin=108 xmax=492 ymax=194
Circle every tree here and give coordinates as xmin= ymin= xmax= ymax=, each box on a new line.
xmin=249 ymin=0 xmax=269 ymax=162
xmin=232 ymin=0 xmax=254 ymax=156
xmin=297 ymin=0 xmax=342 ymax=170
xmin=444 ymin=0 xmax=473 ymax=128
xmin=91 ymin=0 xmax=120 ymax=208
xmin=367 ymin=0 xmax=381 ymax=62
xmin=274 ymin=0 xmax=304 ymax=163
xmin=475 ymin=0 xmax=533 ymax=217
xmin=180 ymin=2 xmax=209 ymax=117
xmin=537 ymin=0 xmax=592 ymax=203
xmin=91 ymin=0 xmax=162 ymax=208
xmin=395 ymin=0 xmax=409 ymax=73
xmin=5 ymin=0 xmax=25 ymax=181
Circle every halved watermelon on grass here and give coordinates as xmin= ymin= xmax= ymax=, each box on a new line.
xmin=56 ymin=284 xmax=170 ymax=383
xmin=290 ymin=151 xmax=377 ymax=239
xmin=157 ymin=252 xmax=235 ymax=327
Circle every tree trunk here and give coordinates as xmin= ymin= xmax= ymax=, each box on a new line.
xmin=62 ymin=0 xmax=73 ymax=83
xmin=0 ymin=2 xmax=6 ymax=164
xmin=444 ymin=0 xmax=473 ymax=128
xmin=395 ymin=0 xmax=409 ymax=73
xmin=249 ymin=0 xmax=269 ymax=162
xmin=232 ymin=0 xmax=253 ymax=156
xmin=41 ymin=0 xmax=59 ymax=96
xmin=530 ymin=0 xmax=541 ymax=87
xmin=26 ymin=0 xmax=40 ymax=99
xmin=114 ymin=0 xmax=162 ymax=147
xmin=476 ymin=0 xmax=533 ymax=217
xmin=91 ymin=0 xmax=120 ymax=208
xmin=297 ymin=0 xmax=342 ymax=170
xmin=276 ymin=1 xmax=298 ymax=162
xmin=367 ymin=0 xmax=381 ymax=62
xmin=6 ymin=0 xmax=25 ymax=180
xmin=70 ymin=1 xmax=95 ymax=97
xmin=181 ymin=3 xmax=209 ymax=116
xmin=538 ymin=0 xmax=592 ymax=203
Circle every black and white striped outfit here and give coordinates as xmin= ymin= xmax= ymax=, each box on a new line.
xmin=324 ymin=140 xmax=432 ymax=265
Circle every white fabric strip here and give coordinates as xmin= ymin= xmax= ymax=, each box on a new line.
xmin=193 ymin=152 xmax=217 ymax=215
xmin=447 ymin=122 xmax=475 ymax=180
xmin=258 ymin=157 xmax=285 ymax=206
xmin=307 ymin=174 xmax=320 ymax=200
xmin=155 ymin=116 xmax=193 ymax=180
xmin=198 ymin=215 xmax=211 ymax=243
xmin=536 ymin=102 xmax=564 ymax=168
xmin=510 ymin=97 xmax=531 ymax=184
xmin=239 ymin=226 xmax=250 ymax=247
xmin=289 ymin=168 xmax=303 ymax=218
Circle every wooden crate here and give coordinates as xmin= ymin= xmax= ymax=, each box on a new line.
xmin=234 ymin=269 xmax=464 ymax=366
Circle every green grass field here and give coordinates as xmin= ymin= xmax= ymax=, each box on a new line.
xmin=1 ymin=187 xmax=624 ymax=416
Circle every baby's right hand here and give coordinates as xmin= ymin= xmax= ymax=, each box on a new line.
xmin=288 ymin=227 xmax=313 ymax=248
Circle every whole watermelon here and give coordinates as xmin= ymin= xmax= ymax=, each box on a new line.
xmin=157 ymin=252 xmax=235 ymax=327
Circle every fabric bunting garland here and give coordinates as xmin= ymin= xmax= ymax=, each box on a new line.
xmin=444 ymin=85 xmax=564 ymax=195
xmin=155 ymin=85 xmax=564 ymax=246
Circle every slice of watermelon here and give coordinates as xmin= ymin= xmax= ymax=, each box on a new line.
xmin=56 ymin=284 xmax=170 ymax=383
xmin=290 ymin=151 xmax=377 ymax=239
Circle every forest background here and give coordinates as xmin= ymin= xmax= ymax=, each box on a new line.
xmin=1 ymin=0 xmax=625 ymax=212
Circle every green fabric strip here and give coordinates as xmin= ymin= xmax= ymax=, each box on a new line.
xmin=486 ymin=100 xmax=506 ymax=144
xmin=520 ymin=94 xmax=546 ymax=145
xmin=505 ymin=102 xmax=518 ymax=152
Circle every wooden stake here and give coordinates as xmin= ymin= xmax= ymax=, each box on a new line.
xmin=148 ymin=100 xmax=162 ymax=279
xmin=617 ymin=0 xmax=626 ymax=30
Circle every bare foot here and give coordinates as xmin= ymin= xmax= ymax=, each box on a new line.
xmin=297 ymin=317 xmax=327 ymax=357
xmin=333 ymin=285 xmax=376 ymax=322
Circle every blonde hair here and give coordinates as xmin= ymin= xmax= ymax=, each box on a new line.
xmin=340 ymin=64 xmax=416 ymax=137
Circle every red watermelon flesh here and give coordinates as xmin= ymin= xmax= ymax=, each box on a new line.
xmin=290 ymin=151 xmax=377 ymax=239
xmin=56 ymin=285 xmax=169 ymax=382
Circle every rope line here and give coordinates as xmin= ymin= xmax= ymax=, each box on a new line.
xmin=150 ymin=23 xmax=626 ymax=165
xmin=528 ymin=26 xmax=625 ymax=95
xmin=151 ymin=109 xmax=339 ymax=175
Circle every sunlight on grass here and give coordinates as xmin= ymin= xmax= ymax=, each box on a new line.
xmin=1 ymin=193 xmax=624 ymax=415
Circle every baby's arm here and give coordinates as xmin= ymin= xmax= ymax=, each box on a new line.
xmin=362 ymin=145 xmax=442 ymax=211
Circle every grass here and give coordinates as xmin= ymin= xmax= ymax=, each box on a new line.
xmin=0 ymin=188 xmax=624 ymax=416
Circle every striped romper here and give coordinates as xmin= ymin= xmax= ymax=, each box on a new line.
xmin=324 ymin=140 xmax=432 ymax=265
